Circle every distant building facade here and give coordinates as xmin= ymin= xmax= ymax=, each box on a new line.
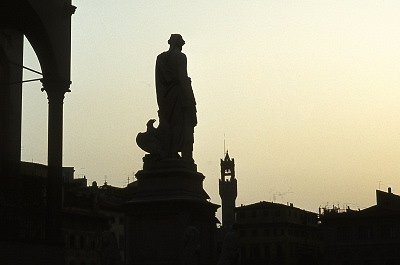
xmin=64 ymin=180 xmax=129 ymax=265
xmin=63 ymin=208 xmax=109 ymax=265
xmin=5 ymin=161 xmax=128 ymax=265
xmin=95 ymin=182 xmax=128 ymax=263
xmin=236 ymin=201 xmax=320 ymax=265
xmin=320 ymin=188 xmax=400 ymax=265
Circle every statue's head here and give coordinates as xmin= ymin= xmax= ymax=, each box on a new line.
xmin=168 ymin=34 xmax=185 ymax=48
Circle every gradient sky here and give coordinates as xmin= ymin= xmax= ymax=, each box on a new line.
xmin=21 ymin=1 xmax=400 ymax=215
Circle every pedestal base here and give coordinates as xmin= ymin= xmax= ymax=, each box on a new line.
xmin=0 ymin=241 xmax=64 ymax=265
xmin=125 ymin=166 xmax=219 ymax=265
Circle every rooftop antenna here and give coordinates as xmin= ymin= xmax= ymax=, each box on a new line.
xmin=272 ymin=191 xmax=293 ymax=203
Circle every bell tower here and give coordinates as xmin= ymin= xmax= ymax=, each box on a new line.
xmin=219 ymin=151 xmax=237 ymax=229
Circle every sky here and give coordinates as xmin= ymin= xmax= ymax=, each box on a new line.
xmin=21 ymin=1 xmax=400 ymax=215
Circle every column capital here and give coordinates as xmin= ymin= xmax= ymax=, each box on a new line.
xmin=65 ymin=4 xmax=77 ymax=16
xmin=41 ymin=77 xmax=71 ymax=100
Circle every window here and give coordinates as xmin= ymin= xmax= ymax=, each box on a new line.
xmin=251 ymin=229 xmax=258 ymax=237
xmin=91 ymin=235 xmax=96 ymax=249
xmin=119 ymin=235 xmax=125 ymax=249
xmin=238 ymin=211 xmax=245 ymax=220
xmin=381 ymin=225 xmax=390 ymax=239
xmin=392 ymin=227 xmax=397 ymax=238
xmin=252 ymin=210 xmax=257 ymax=218
xmin=241 ymin=246 xmax=247 ymax=258
xmin=289 ymin=243 xmax=295 ymax=255
xmin=264 ymin=245 xmax=270 ymax=259
xmin=276 ymin=244 xmax=284 ymax=257
xmin=251 ymin=244 xmax=260 ymax=258
xmin=80 ymin=235 xmax=85 ymax=249
xmin=358 ymin=226 xmax=367 ymax=240
xmin=263 ymin=228 xmax=270 ymax=237
xmin=70 ymin=234 xmax=76 ymax=249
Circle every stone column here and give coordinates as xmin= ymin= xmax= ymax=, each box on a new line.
xmin=41 ymin=78 xmax=70 ymax=243
xmin=0 ymin=30 xmax=23 ymax=183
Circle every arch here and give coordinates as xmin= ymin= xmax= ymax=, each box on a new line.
xmin=0 ymin=0 xmax=74 ymax=248
xmin=0 ymin=0 xmax=59 ymax=78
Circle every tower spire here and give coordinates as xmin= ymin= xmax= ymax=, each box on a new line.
xmin=223 ymin=133 xmax=226 ymax=156
xmin=219 ymin=151 xmax=237 ymax=229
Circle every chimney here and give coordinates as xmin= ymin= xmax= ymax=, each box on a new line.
xmin=388 ymin=187 xmax=392 ymax=194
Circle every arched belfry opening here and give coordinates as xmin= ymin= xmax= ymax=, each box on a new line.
xmin=0 ymin=0 xmax=76 ymax=262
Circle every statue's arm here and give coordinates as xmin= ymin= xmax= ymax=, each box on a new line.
xmin=177 ymin=53 xmax=189 ymax=85
xmin=155 ymin=56 xmax=163 ymax=107
xmin=177 ymin=53 xmax=195 ymax=108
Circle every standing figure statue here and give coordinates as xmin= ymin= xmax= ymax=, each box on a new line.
xmin=137 ymin=34 xmax=197 ymax=163
xmin=217 ymin=225 xmax=240 ymax=265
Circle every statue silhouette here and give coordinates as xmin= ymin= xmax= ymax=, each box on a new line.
xmin=137 ymin=34 xmax=197 ymax=163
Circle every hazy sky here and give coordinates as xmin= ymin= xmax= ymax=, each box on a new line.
xmin=21 ymin=1 xmax=400 ymax=214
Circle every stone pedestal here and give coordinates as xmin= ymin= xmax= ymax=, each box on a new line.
xmin=0 ymin=241 xmax=64 ymax=265
xmin=125 ymin=158 xmax=219 ymax=265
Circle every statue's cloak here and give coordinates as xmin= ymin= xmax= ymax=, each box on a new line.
xmin=155 ymin=50 xmax=197 ymax=154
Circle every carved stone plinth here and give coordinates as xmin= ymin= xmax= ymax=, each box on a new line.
xmin=0 ymin=241 xmax=64 ymax=265
xmin=125 ymin=163 xmax=219 ymax=265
